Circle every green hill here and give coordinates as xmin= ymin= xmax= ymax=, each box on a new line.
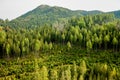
xmin=1 ymin=5 xmax=120 ymax=28
xmin=109 ymin=10 xmax=120 ymax=18
xmin=9 ymin=5 xmax=103 ymax=28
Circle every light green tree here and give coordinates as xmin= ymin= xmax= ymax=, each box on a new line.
xmin=104 ymin=35 xmax=110 ymax=50
xmin=78 ymin=33 xmax=83 ymax=48
xmin=79 ymin=60 xmax=87 ymax=80
xmin=0 ymin=31 xmax=6 ymax=44
xmin=70 ymin=34 xmax=73 ymax=43
xmin=21 ymin=40 xmax=25 ymax=56
xmin=86 ymin=40 xmax=92 ymax=52
xmin=62 ymin=33 xmax=65 ymax=43
xmin=34 ymin=39 xmax=41 ymax=52
xmin=5 ymin=43 xmax=11 ymax=58
xmin=67 ymin=41 xmax=71 ymax=50
xmin=112 ymin=37 xmax=118 ymax=51
xmin=94 ymin=34 xmax=99 ymax=50
xmin=34 ymin=58 xmax=40 ymax=80
xmin=60 ymin=65 xmax=65 ymax=80
xmin=49 ymin=42 xmax=53 ymax=50
xmin=72 ymin=61 xmax=77 ymax=80
xmin=80 ymin=60 xmax=87 ymax=75
xmin=65 ymin=66 xmax=71 ymax=80
xmin=50 ymin=69 xmax=58 ymax=80
xmin=40 ymin=66 xmax=48 ymax=80
xmin=98 ymin=35 xmax=102 ymax=49
xmin=44 ymin=41 xmax=48 ymax=50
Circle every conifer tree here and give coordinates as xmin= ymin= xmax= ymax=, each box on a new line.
xmin=72 ymin=61 xmax=77 ymax=80
xmin=86 ymin=40 xmax=92 ymax=52
xmin=40 ymin=66 xmax=48 ymax=80
xmin=67 ymin=41 xmax=71 ymax=50
xmin=65 ymin=65 xmax=71 ymax=80
xmin=112 ymin=37 xmax=118 ymax=51
xmin=50 ymin=69 xmax=58 ymax=80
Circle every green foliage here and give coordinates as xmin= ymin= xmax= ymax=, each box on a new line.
xmin=34 ymin=58 xmax=40 ymax=80
xmin=86 ymin=40 xmax=92 ymax=51
xmin=0 ymin=5 xmax=120 ymax=80
xmin=65 ymin=65 xmax=71 ymax=80
xmin=50 ymin=69 xmax=58 ymax=80
xmin=0 ymin=31 xmax=6 ymax=44
xmin=0 ymin=12 xmax=120 ymax=58
xmin=49 ymin=42 xmax=53 ymax=50
xmin=34 ymin=39 xmax=41 ymax=52
xmin=7 ymin=5 xmax=104 ymax=28
xmin=0 ymin=48 xmax=120 ymax=79
xmin=112 ymin=37 xmax=118 ymax=45
xmin=40 ymin=66 xmax=48 ymax=80
xmin=5 ymin=43 xmax=11 ymax=57
xmin=104 ymin=35 xmax=110 ymax=43
xmin=79 ymin=60 xmax=87 ymax=75
xmin=67 ymin=41 xmax=71 ymax=50
xmin=72 ymin=61 xmax=77 ymax=80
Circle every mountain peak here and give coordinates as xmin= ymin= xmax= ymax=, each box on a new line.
xmin=37 ymin=5 xmax=50 ymax=9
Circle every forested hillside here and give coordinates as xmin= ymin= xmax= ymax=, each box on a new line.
xmin=11 ymin=5 xmax=104 ymax=28
xmin=0 ymin=5 xmax=120 ymax=80
xmin=109 ymin=10 xmax=120 ymax=18
xmin=0 ymin=5 xmax=104 ymax=28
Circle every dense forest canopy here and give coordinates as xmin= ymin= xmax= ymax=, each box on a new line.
xmin=0 ymin=12 xmax=120 ymax=58
xmin=0 ymin=5 xmax=120 ymax=80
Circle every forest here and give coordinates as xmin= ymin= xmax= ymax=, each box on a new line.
xmin=0 ymin=5 xmax=120 ymax=80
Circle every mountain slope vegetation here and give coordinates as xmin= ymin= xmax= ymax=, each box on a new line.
xmin=0 ymin=5 xmax=120 ymax=80
xmin=8 ymin=5 xmax=104 ymax=28
xmin=1 ymin=5 xmax=120 ymax=28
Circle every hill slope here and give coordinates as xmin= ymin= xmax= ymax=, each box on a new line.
xmin=108 ymin=10 xmax=120 ymax=18
xmin=9 ymin=5 xmax=103 ymax=28
xmin=1 ymin=5 xmax=119 ymax=28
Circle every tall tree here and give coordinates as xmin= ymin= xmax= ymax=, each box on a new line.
xmin=104 ymin=35 xmax=110 ymax=50
xmin=65 ymin=66 xmax=71 ymax=80
xmin=78 ymin=33 xmax=83 ymax=48
xmin=112 ymin=37 xmax=118 ymax=51
xmin=34 ymin=39 xmax=41 ymax=56
xmin=86 ymin=40 xmax=92 ymax=52
xmin=40 ymin=66 xmax=48 ymax=80
xmin=67 ymin=41 xmax=71 ymax=50
xmin=50 ymin=69 xmax=58 ymax=80
xmin=5 ymin=43 xmax=11 ymax=58
xmin=0 ymin=31 xmax=6 ymax=44
xmin=72 ymin=61 xmax=77 ymax=80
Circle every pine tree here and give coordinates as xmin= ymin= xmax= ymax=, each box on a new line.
xmin=104 ymin=35 xmax=110 ymax=50
xmin=72 ymin=61 xmax=77 ymax=80
xmin=34 ymin=58 xmax=40 ymax=80
xmin=49 ymin=42 xmax=53 ymax=50
xmin=50 ymin=69 xmax=58 ymax=80
xmin=112 ymin=37 xmax=118 ymax=51
xmin=86 ymin=40 xmax=92 ymax=52
xmin=78 ymin=33 xmax=83 ymax=48
xmin=109 ymin=68 xmax=116 ymax=80
xmin=60 ymin=69 xmax=65 ymax=80
xmin=67 ymin=41 xmax=71 ymax=50
xmin=0 ymin=31 xmax=6 ymax=44
xmin=65 ymin=65 xmax=71 ymax=80
xmin=40 ymin=66 xmax=48 ymax=80
xmin=79 ymin=60 xmax=87 ymax=80
xmin=80 ymin=60 xmax=87 ymax=75
xmin=5 ymin=43 xmax=10 ymax=58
